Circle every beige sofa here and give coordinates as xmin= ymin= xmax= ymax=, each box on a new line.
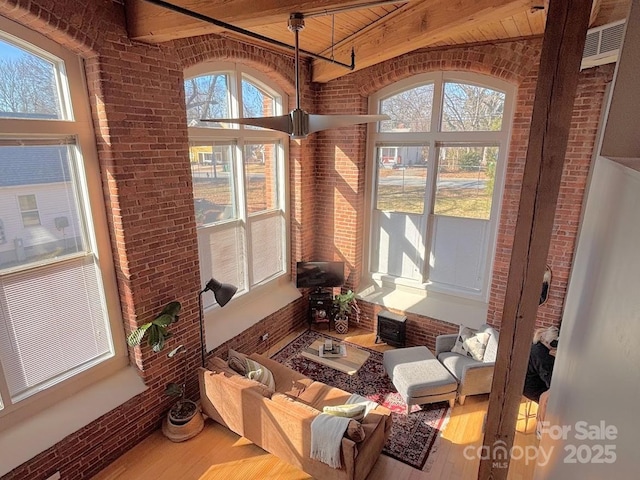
xmin=198 ymin=352 xmax=392 ymax=480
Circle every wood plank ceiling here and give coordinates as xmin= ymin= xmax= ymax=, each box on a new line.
xmin=125 ymin=0 xmax=630 ymax=82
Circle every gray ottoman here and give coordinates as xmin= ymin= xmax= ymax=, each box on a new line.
xmin=383 ymin=346 xmax=458 ymax=413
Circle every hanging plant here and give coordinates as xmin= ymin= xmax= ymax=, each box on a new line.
xmin=127 ymin=301 xmax=181 ymax=352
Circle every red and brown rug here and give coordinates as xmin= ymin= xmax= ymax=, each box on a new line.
xmin=271 ymin=330 xmax=451 ymax=470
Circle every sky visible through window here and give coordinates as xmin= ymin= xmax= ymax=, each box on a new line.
xmin=0 ymin=39 xmax=25 ymax=59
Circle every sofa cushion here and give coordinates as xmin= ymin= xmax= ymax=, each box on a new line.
xmin=438 ymin=351 xmax=480 ymax=380
xmin=346 ymin=419 xmax=366 ymax=443
xmin=272 ymin=394 xmax=366 ymax=443
xmin=208 ymin=356 xmax=239 ymax=377
xmin=478 ymin=325 xmax=499 ymax=363
xmin=228 ymin=348 xmax=248 ymax=375
xmin=323 ymin=403 xmax=366 ymax=421
xmin=225 ymin=370 xmax=275 ymax=397
xmin=294 ymin=381 xmax=351 ymax=410
xmin=451 ymin=325 xmax=490 ymax=361
xmin=245 ymin=358 xmax=276 ymax=391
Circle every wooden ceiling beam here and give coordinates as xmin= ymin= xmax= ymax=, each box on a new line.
xmin=478 ymin=0 xmax=592 ymax=478
xmin=311 ymin=0 xmax=533 ymax=82
xmin=125 ymin=0 xmax=380 ymax=43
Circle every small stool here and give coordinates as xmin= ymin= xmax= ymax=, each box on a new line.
xmin=383 ymin=346 xmax=458 ymax=414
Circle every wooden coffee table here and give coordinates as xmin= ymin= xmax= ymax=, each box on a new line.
xmin=301 ymin=339 xmax=370 ymax=376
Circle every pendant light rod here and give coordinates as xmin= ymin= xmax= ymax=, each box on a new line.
xmin=141 ymin=0 xmax=356 ymax=70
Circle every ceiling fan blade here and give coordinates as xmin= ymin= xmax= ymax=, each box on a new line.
xmin=200 ymin=114 xmax=292 ymax=134
xmin=307 ymin=114 xmax=390 ymax=134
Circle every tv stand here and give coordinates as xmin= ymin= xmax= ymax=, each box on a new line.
xmin=308 ymin=290 xmax=333 ymax=330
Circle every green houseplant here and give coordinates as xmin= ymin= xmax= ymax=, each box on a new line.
xmin=164 ymin=345 xmax=199 ymax=425
xmin=333 ymin=290 xmax=360 ymax=323
xmin=127 ymin=301 xmax=204 ymax=440
xmin=127 ymin=301 xmax=181 ymax=352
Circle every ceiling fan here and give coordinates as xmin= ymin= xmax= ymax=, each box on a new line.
xmin=200 ymin=13 xmax=390 ymax=138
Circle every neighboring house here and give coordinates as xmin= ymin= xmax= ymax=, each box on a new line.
xmin=0 ymin=147 xmax=81 ymax=268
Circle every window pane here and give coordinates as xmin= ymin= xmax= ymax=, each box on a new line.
xmin=199 ymin=224 xmax=246 ymax=309
xmin=250 ymin=213 xmax=284 ymax=286
xmin=191 ymin=143 xmax=236 ymax=226
xmin=375 ymin=145 xmax=429 ymax=214
xmin=18 ymin=194 xmax=37 ymax=211
xmin=0 ymin=38 xmax=63 ymax=120
xmin=434 ymin=145 xmax=498 ymax=219
xmin=0 ymin=145 xmax=85 ymax=271
xmin=0 ymin=255 xmax=112 ymax=402
xmin=379 ymin=84 xmax=433 ymax=132
xmin=441 ymin=82 xmax=505 ymax=132
xmin=242 ymin=77 xmax=277 ymax=130
xmin=244 ymin=143 xmax=278 ymax=214
xmin=184 ymin=73 xmax=231 ymax=128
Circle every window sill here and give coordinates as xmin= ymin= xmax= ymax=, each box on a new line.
xmin=358 ymin=282 xmax=488 ymax=328
xmin=203 ymin=279 xmax=301 ymax=351
xmin=0 ymin=366 xmax=147 ymax=477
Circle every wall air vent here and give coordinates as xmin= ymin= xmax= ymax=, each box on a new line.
xmin=581 ymin=20 xmax=626 ymax=70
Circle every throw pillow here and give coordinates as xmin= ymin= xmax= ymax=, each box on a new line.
xmin=346 ymin=419 xmax=366 ymax=443
xmin=245 ymin=358 xmax=276 ymax=391
xmin=227 ymin=348 xmax=248 ymax=375
xmin=226 ymin=373 xmax=274 ymax=398
xmin=322 ymin=403 xmax=366 ymax=422
xmin=452 ymin=325 xmax=491 ymax=361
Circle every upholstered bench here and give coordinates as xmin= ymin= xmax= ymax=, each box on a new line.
xmin=383 ymin=346 xmax=458 ymax=413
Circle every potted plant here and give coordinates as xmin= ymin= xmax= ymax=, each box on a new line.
xmin=127 ymin=302 xmax=204 ymax=441
xmin=161 ymin=344 xmax=205 ymax=441
xmin=333 ymin=290 xmax=360 ymax=333
xmin=126 ymin=301 xmax=182 ymax=352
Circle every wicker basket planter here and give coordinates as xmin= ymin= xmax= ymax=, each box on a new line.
xmin=162 ymin=401 xmax=204 ymax=442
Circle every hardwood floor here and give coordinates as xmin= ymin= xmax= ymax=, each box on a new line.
xmin=92 ymin=327 xmax=540 ymax=480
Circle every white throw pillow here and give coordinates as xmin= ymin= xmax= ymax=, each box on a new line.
xmin=451 ymin=325 xmax=491 ymax=361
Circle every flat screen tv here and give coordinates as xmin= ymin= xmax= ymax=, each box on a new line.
xmin=296 ymin=261 xmax=345 ymax=289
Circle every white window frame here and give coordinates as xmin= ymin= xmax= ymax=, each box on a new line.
xmin=363 ymin=72 xmax=514 ymax=321
xmin=184 ymin=62 xmax=294 ymax=349
xmin=0 ymin=16 xmax=127 ymax=429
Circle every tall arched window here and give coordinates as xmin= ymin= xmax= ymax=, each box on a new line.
xmin=184 ymin=63 xmax=288 ymax=312
xmin=0 ymin=17 xmax=124 ymax=420
xmin=366 ymin=72 xmax=514 ymax=320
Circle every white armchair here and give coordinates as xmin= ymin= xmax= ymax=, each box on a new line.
xmin=435 ymin=324 xmax=499 ymax=405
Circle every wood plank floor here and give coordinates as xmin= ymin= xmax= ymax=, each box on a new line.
xmin=92 ymin=327 xmax=540 ymax=480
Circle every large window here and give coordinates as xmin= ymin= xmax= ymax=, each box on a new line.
xmin=185 ymin=63 xmax=288 ymax=309
xmin=368 ymin=73 xmax=513 ymax=300
xmin=0 ymin=20 xmax=123 ymax=422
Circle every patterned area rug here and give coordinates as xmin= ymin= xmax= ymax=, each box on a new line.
xmin=271 ymin=330 xmax=451 ymax=470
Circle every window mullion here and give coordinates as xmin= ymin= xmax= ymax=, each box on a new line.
xmin=234 ymin=140 xmax=250 ymax=289
xmin=0 ymin=361 xmax=12 ymax=411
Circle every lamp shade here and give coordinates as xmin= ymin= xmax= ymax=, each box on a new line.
xmin=204 ymin=278 xmax=237 ymax=307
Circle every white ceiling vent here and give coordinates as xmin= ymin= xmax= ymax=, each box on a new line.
xmin=581 ymin=20 xmax=626 ymax=70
